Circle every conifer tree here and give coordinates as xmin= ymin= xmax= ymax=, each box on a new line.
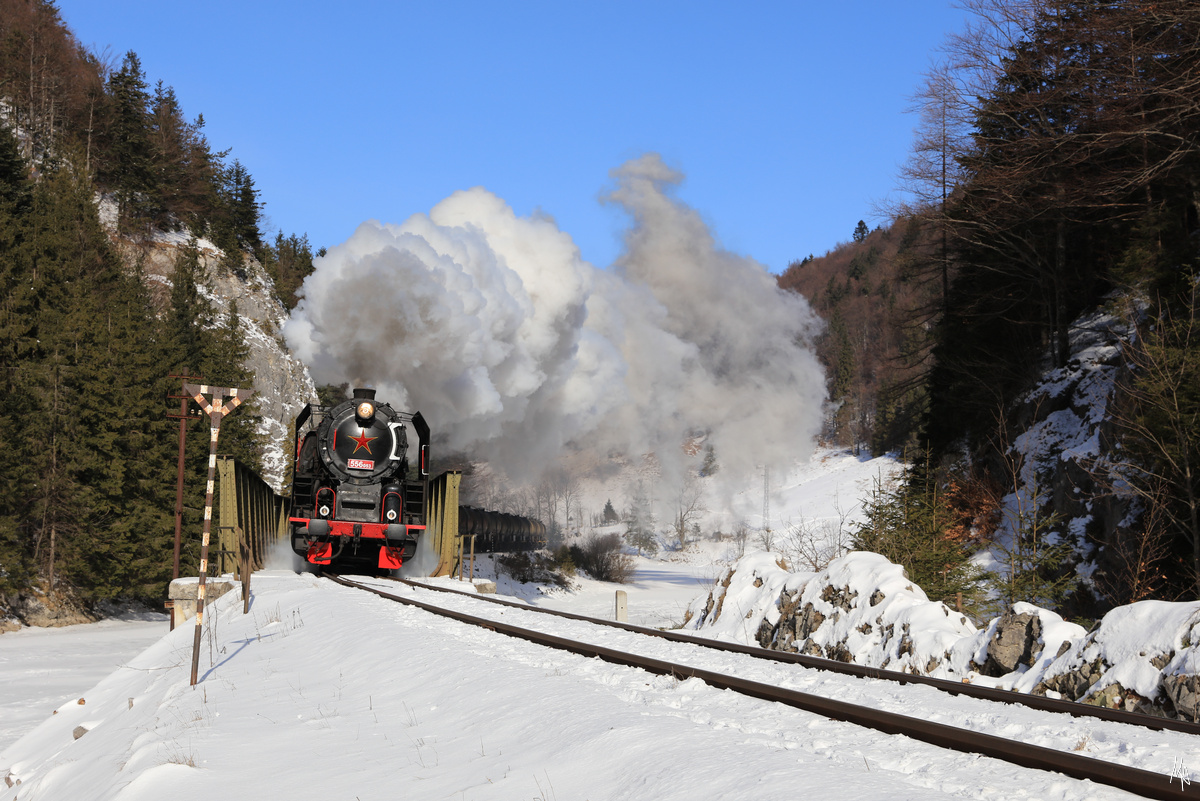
xmin=16 ymin=164 xmax=93 ymax=590
xmin=165 ymin=237 xmax=213 ymax=371
xmin=95 ymin=262 xmax=176 ymax=597
xmin=852 ymin=459 xmax=984 ymax=611
xmin=0 ymin=122 xmax=30 ymax=210
xmin=202 ymin=299 xmax=265 ymax=475
xmin=101 ymin=51 xmax=154 ymax=225
xmin=264 ymin=231 xmax=315 ymax=309
xmin=0 ymin=124 xmax=34 ymax=591
xmin=624 ymin=481 xmax=656 ymax=556
xmin=602 ymin=499 xmax=619 ymax=523
xmin=212 ymin=159 xmax=262 ymax=265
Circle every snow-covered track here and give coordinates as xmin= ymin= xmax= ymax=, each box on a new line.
xmin=389 ymin=574 xmax=1200 ymax=736
xmin=328 ymin=573 xmax=1194 ymax=801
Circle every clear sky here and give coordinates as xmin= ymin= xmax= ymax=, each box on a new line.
xmin=55 ymin=1 xmax=969 ymax=273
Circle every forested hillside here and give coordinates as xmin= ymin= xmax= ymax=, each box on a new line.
xmin=0 ymin=1 xmax=314 ymax=605
xmin=4 ymin=0 xmax=1199 ymax=621
xmin=783 ymin=0 xmax=1200 ymax=612
xmin=778 ymin=217 xmax=940 ymax=456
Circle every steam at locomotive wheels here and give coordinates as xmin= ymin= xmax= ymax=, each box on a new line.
xmin=289 ymin=388 xmax=430 ymax=570
xmin=288 ymin=387 xmax=547 ymax=572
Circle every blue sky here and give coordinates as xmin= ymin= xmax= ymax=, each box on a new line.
xmin=56 ymin=2 xmax=969 ymax=273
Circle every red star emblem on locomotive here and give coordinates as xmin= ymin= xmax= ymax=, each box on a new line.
xmin=349 ymin=429 xmax=377 ymax=454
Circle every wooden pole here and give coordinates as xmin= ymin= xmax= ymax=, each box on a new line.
xmin=167 ymin=369 xmax=204 ymax=588
xmin=241 ymin=526 xmax=250 ymax=615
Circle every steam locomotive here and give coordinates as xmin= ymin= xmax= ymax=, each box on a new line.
xmin=288 ymin=388 xmax=548 ymax=572
xmin=288 ymin=388 xmax=430 ymax=570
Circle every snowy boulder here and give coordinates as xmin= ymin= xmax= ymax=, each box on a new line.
xmin=944 ymin=602 xmax=1085 ymax=691
xmin=0 ymin=583 xmax=96 ymax=629
xmin=1032 ymin=600 xmax=1200 ymax=719
xmin=984 ymin=606 xmax=1044 ymax=674
xmin=683 ymin=552 xmax=796 ymax=645
xmin=686 ymin=551 xmax=977 ymax=676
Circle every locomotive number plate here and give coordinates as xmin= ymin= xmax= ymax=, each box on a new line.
xmin=347 ymin=458 xmax=375 ymax=470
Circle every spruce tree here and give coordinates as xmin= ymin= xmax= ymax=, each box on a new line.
xmin=202 ymin=299 xmax=265 ymax=475
xmin=0 ymin=124 xmax=33 ymax=591
xmin=102 ymin=51 xmax=154 ymax=225
xmin=264 ymin=231 xmax=315 ymax=309
xmin=16 ymin=165 xmax=89 ymax=590
xmin=165 ymin=237 xmax=213 ymax=371
xmin=0 ymin=122 xmax=30 ymax=210
xmin=852 ymin=459 xmax=984 ymax=611
xmin=602 ymin=499 xmax=619 ymax=523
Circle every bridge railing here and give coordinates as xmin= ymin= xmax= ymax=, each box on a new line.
xmin=427 ymin=470 xmax=462 ymax=576
xmin=215 ymin=456 xmax=289 ymax=575
xmin=424 ymin=470 xmax=547 ymax=577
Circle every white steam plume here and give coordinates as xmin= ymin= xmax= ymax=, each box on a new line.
xmin=284 ymin=154 xmax=826 ymax=509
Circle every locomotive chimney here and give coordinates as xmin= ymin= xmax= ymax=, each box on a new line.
xmin=352 ymin=387 xmax=377 ymax=401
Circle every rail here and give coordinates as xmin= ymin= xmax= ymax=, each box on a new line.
xmin=392 ymin=574 xmax=1200 ymax=736
xmin=328 ymin=573 xmax=1195 ymax=801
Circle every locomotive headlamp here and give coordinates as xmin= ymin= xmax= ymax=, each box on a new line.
xmin=357 ymin=401 xmax=375 ymax=420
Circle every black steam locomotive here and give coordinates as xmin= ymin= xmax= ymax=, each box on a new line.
xmin=288 ymin=388 xmax=430 ymax=570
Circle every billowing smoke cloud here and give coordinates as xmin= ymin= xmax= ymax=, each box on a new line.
xmin=284 ymin=154 xmax=826 ymax=508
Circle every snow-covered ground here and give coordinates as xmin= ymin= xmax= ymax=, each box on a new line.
xmin=4 ymin=568 xmax=1193 ymax=800
xmin=4 ymin=449 xmax=1196 ymax=799
xmin=0 ymin=614 xmax=168 ymax=752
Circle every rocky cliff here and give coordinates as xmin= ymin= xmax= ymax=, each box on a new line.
xmin=111 ymin=225 xmax=316 ymax=490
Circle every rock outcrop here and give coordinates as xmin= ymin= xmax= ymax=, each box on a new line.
xmin=0 ymin=581 xmax=97 ymax=630
xmin=113 ymin=232 xmax=317 ymax=490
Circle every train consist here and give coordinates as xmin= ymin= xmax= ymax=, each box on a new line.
xmin=458 ymin=506 xmax=546 ymax=553
xmin=288 ymin=388 xmax=544 ymax=571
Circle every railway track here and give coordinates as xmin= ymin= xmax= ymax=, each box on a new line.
xmin=327 ymin=572 xmax=1200 ymax=800
xmin=390 ymin=574 xmax=1200 ymax=735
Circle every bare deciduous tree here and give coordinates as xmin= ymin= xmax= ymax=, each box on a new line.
xmin=779 ymin=494 xmax=856 ymax=572
xmin=672 ymin=471 xmax=706 ymax=549
xmin=1108 ymin=291 xmax=1200 ymax=597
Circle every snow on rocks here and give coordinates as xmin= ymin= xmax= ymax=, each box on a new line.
xmin=946 ymin=602 xmax=1086 ymax=688
xmin=1032 ymin=600 xmax=1200 ymax=720
xmin=685 ymin=551 xmax=976 ymax=675
xmin=687 ymin=549 xmax=1200 ymax=721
